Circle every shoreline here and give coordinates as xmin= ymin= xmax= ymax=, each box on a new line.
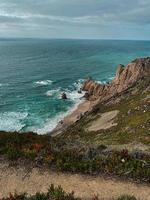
xmin=51 ymin=99 xmax=97 ymax=136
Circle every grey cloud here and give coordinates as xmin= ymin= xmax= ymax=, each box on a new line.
xmin=0 ymin=0 xmax=149 ymax=39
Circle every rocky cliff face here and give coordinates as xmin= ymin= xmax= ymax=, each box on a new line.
xmin=82 ymin=57 xmax=150 ymax=101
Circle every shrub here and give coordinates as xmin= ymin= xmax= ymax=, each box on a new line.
xmin=23 ymin=148 xmax=37 ymax=160
xmin=7 ymin=148 xmax=22 ymax=160
xmin=2 ymin=185 xmax=80 ymax=200
xmin=30 ymin=192 xmax=47 ymax=200
xmin=116 ymin=194 xmax=137 ymax=200
xmin=2 ymin=193 xmax=27 ymax=200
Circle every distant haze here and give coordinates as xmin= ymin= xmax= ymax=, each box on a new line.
xmin=0 ymin=0 xmax=150 ymax=40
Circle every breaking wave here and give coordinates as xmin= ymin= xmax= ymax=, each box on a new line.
xmin=46 ymin=88 xmax=61 ymax=97
xmin=0 ymin=112 xmax=28 ymax=132
xmin=34 ymin=80 xmax=53 ymax=86
xmin=36 ymin=79 xmax=85 ymax=134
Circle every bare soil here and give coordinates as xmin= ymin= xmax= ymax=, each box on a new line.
xmin=87 ymin=110 xmax=119 ymax=132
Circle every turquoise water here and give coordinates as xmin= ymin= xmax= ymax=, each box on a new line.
xmin=0 ymin=39 xmax=150 ymax=134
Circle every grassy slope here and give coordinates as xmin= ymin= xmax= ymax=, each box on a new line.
xmin=58 ymin=77 xmax=150 ymax=150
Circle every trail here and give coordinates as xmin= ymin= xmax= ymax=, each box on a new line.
xmin=0 ymin=160 xmax=150 ymax=200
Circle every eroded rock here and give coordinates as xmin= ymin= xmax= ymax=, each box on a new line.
xmin=82 ymin=57 xmax=150 ymax=101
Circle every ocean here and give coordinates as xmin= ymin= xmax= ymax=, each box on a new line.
xmin=0 ymin=38 xmax=150 ymax=134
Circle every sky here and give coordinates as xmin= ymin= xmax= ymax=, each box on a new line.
xmin=0 ymin=0 xmax=150 ymax=40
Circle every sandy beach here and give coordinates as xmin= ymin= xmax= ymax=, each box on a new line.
xmin=51 ymin=99 xmax=97 ymax=136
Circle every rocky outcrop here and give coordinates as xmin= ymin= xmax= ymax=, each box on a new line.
xmin=82 ymin=57 xmax=150 ymax=101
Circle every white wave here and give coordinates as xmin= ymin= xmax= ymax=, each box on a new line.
xmin=108 ymin=76 xmax=115 ymax=81
xmin=65 ymin=89 xmax=84 ymax=101
xmin=73 ymin=79 xmax=84 ymax=89
xmin=34 ymin=80 xmax=53 ymax=86
xmin=35 ymin=112 xmax=67 ymax=135
xmin=96 ymin=80 xmax=107 ymax=84
xmin=36 ymin=79 xmax=85 ymax=134
xmin=46 ymin=88 xmax=61 ymax=97
xmin=0 ymin=112 xmax=28 ymax=132
xmin=46 ymin=79 xmax=85 ymax=100
xmin=96 ymin=76 xmax=115 ymax=85
xmin=36 ymin=99 xmax=84 ymax=135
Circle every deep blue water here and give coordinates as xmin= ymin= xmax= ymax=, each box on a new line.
xmin=0 ymin=39 xmax=150 ymax=134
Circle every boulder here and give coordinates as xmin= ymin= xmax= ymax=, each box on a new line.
xmin=61 ymin=92 xmax=67 ymax=100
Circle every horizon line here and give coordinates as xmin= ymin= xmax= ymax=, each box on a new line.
xmin=0 ymin=37 xmax=150 ymax=42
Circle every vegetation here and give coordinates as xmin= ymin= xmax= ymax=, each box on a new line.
xmin=2 ymin=184 xmax=80 ymax=200
xmin=116 ymin=195 xmax=137 ymax=200
xmin=0 ymin=130 xmax=150 ymax=182
xmin=1 ymin=185 xmax=138 ymax=200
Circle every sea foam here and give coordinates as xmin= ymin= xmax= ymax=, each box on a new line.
xmin=0 ymin=112 xmax=28 ymax=132
xmin=34 ymin=80 xmax=53 ymax=86
xmin=36 ymin=79 xmax=85 ymax=134
xmin=46 ymin=88 xmax=61 ymax=97
xmin=36 ymin=100 xmax=84 ymax=135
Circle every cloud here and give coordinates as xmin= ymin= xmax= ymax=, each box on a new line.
xmin=0 ymin=0 xmax=149 ymax=39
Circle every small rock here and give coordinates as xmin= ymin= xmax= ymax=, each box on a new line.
xmin=78 ymin=89 xmax=82 ymax=94
xmin=83 ymin=92 xmax=90 ymax=99
xmin=35 ymin=156 xmax=43 ymax=167
xmin=61 ymin=92 xmax=67 ymax=100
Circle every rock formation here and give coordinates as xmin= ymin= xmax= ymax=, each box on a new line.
xmin=82 ymin=57 xmax=150 ymax=101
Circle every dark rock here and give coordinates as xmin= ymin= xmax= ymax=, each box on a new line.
xmin=83 ymin=92 xmax=90 ymax=100
xmin=78 ymin=89 xmax=82 ymax=94
xmin=61 ymin=92 xmax=67 ymax=100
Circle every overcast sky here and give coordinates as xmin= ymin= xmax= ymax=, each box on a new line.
xmin=0 ymin=0 xmax=150 ymax=40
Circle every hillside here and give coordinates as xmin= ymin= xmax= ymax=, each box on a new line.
xmin=57 ymin=57 xmax=150 ymax=151
xmin=0 ymin=57 xmax=150 ymax=199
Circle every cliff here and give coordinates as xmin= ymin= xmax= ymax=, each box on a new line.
xmin=82 ymin=57 xmax=150 ymax=101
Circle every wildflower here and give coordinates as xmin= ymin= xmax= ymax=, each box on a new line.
xmin=121 ymin=158 xmax=125 ymax=163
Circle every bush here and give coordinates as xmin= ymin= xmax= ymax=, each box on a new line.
xmin=7 ymin=148 xmax=22 ymax=160
xmin=116 ymin=194 xmax=137 ymax=200
xmin=2 ymin=185 xmax=80 ymax=200
xmin=1 ymin=190 xmax=139 ymax=200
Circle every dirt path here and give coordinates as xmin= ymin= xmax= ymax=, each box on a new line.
xmin=0 ymin=160 xmax=150 ymax=200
